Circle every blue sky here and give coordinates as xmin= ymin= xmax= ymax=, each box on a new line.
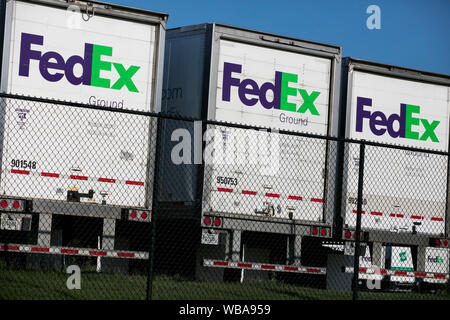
xmin=107 ymin=0 xmax=450 ymax=75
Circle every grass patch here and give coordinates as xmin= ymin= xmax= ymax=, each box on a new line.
xmin=1 ymin=266 xmax=450 ymax=300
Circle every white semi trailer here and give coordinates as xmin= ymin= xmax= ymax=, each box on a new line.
xmin=156 ymin=23 xmax=342 ymax=281
xmin=0 ymin=0 xmax=167 ymax=270
xmin=339 ymin=58 xmax=450 ymax=291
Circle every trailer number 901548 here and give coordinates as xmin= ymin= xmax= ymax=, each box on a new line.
xmin=11 ymin=159 xmax=37 ymax=170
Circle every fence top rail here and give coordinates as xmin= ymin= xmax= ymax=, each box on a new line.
xmin=1 ymin=92 xmax=448 ymax=156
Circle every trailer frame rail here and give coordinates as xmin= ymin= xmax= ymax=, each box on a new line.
xmin=203 ymin=259 xmax=327 ymax=275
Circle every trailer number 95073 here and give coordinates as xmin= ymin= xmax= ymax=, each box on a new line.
xmin=11 ymin=159 xmax=37 ymax=170
xmin=217 ymin=176 xmax=238 ymax=186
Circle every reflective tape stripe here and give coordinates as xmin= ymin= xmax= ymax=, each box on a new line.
xmin=125 ymin=180 xmax=145 ymax=186
xmin=343 ymin=267 xmax=448 ymax=280
xmin=265 ymin=193 xmax=280 ymax=198
xmin=0 ymin=243 xmax=148 ymax=260
xmin=117 ymin=252 xmax=134 ymax=258
xmin=89 ymin=250 xmax=107 ymax=256
xmin=41 ymin=172 xmax=60 ymax=178
xmin=70 ymin=175 xmax=88 ymax=181
xmin=394 ymin=270 xmax=407 ymax=276
xmin=6 ymin=170 xmax=146 ymax=187
xmin=306 ymin=268 xmax=322 ymax=273
xmin=203 ymin=259 xmax=326 ymax=275
xmin=31 ymin=247 xmax=49 ymax=252
xmin=215 ymin=188 xmax=318 ymax=201
xmin=352 ymin=210 xmax=441 ymax=223
xmin=61 ymin=249 xmax=78 ymax=254
xmin=261 ymin=265 xmax=276 ymax=270
xmin=11 ymin=169 xmax=30 ymax=175
xmin=0 ymin=245 xmax=20 ymax=251
xmin=284 ymin=266 xmax=299 ymax=271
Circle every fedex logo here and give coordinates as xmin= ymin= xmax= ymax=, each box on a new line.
xmin=18 ymin=32 xmax=140 ymax=92
xmin=356 ymin=97 xmax=440 ymax=142
xmin=222 ymin=62 xmax=321 ymax=115
xmin=427 ymin=256 xmax=444 ymax=263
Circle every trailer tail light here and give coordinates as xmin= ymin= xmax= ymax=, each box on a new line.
xmin=0 ymin=198 xmax=26 ymax=211
xmin=126 ymin=209 xmax=150 ymax=222
xmin=310 ymin=227 xmax=330 ymax=237
xmin=203 ymin=216 xmax=223 ymax=228
xmin=431 ymin=238 xmax=449 ymax=247
xmin=203 ymin=217 xmax=211 ymax=226
xmin=343 ymin=229 xmax=363 ymax=241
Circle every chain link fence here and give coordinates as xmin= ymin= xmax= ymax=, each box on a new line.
xmin=0 ymin=94 xmax=449 ymax=300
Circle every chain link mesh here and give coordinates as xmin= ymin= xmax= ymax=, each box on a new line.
xmin=0 ymin=95 xmax=449 ymax=300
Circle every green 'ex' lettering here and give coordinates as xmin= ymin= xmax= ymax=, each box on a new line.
xmin=404 ymin=104 xmax=440 ymax=142
xmin=297 ymin=89 xmax=320 ymax=115
xmin=91 ymin=44 xmax=140 ymax=92
xmin=111 ymin=63 xmax=140 ymax=93
xmin=91 ymin=44 xmax=112 ymax=89
xmin=280 ymin=72 xmax=321 ymax=115
xmin=404 ymin=104 xmax=421 ymax=140
xmin=280 ymin=72 xmax=297 ymax=112
xmin=420 ymin=118 xmax=440 ymax=142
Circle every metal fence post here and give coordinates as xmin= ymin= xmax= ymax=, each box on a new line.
xmin=352 ymin=141 xmax=365 ymax=300
xmin=146 ymin=116 xmax=162 ymax=300
xmin=146 ymin=216 xmax=156 ymax=300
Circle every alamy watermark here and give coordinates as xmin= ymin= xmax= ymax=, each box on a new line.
xmin=66 ymin=265 xmax=81 ymax=290
xmin=366 ymin=5 xmax=381 ymax=30
xmin=170 ymin=122 xmax=281 ymax=175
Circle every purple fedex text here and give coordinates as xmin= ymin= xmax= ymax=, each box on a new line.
xmin=222 ymin=62 xmax=321 ymax=115
xmin=355 ymin=96 xmax=440 ymax=142
xmin=18 ymin=32 xmax=140 ymax=92
xmin=19 ymin=33 xmax=92 ymax=85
